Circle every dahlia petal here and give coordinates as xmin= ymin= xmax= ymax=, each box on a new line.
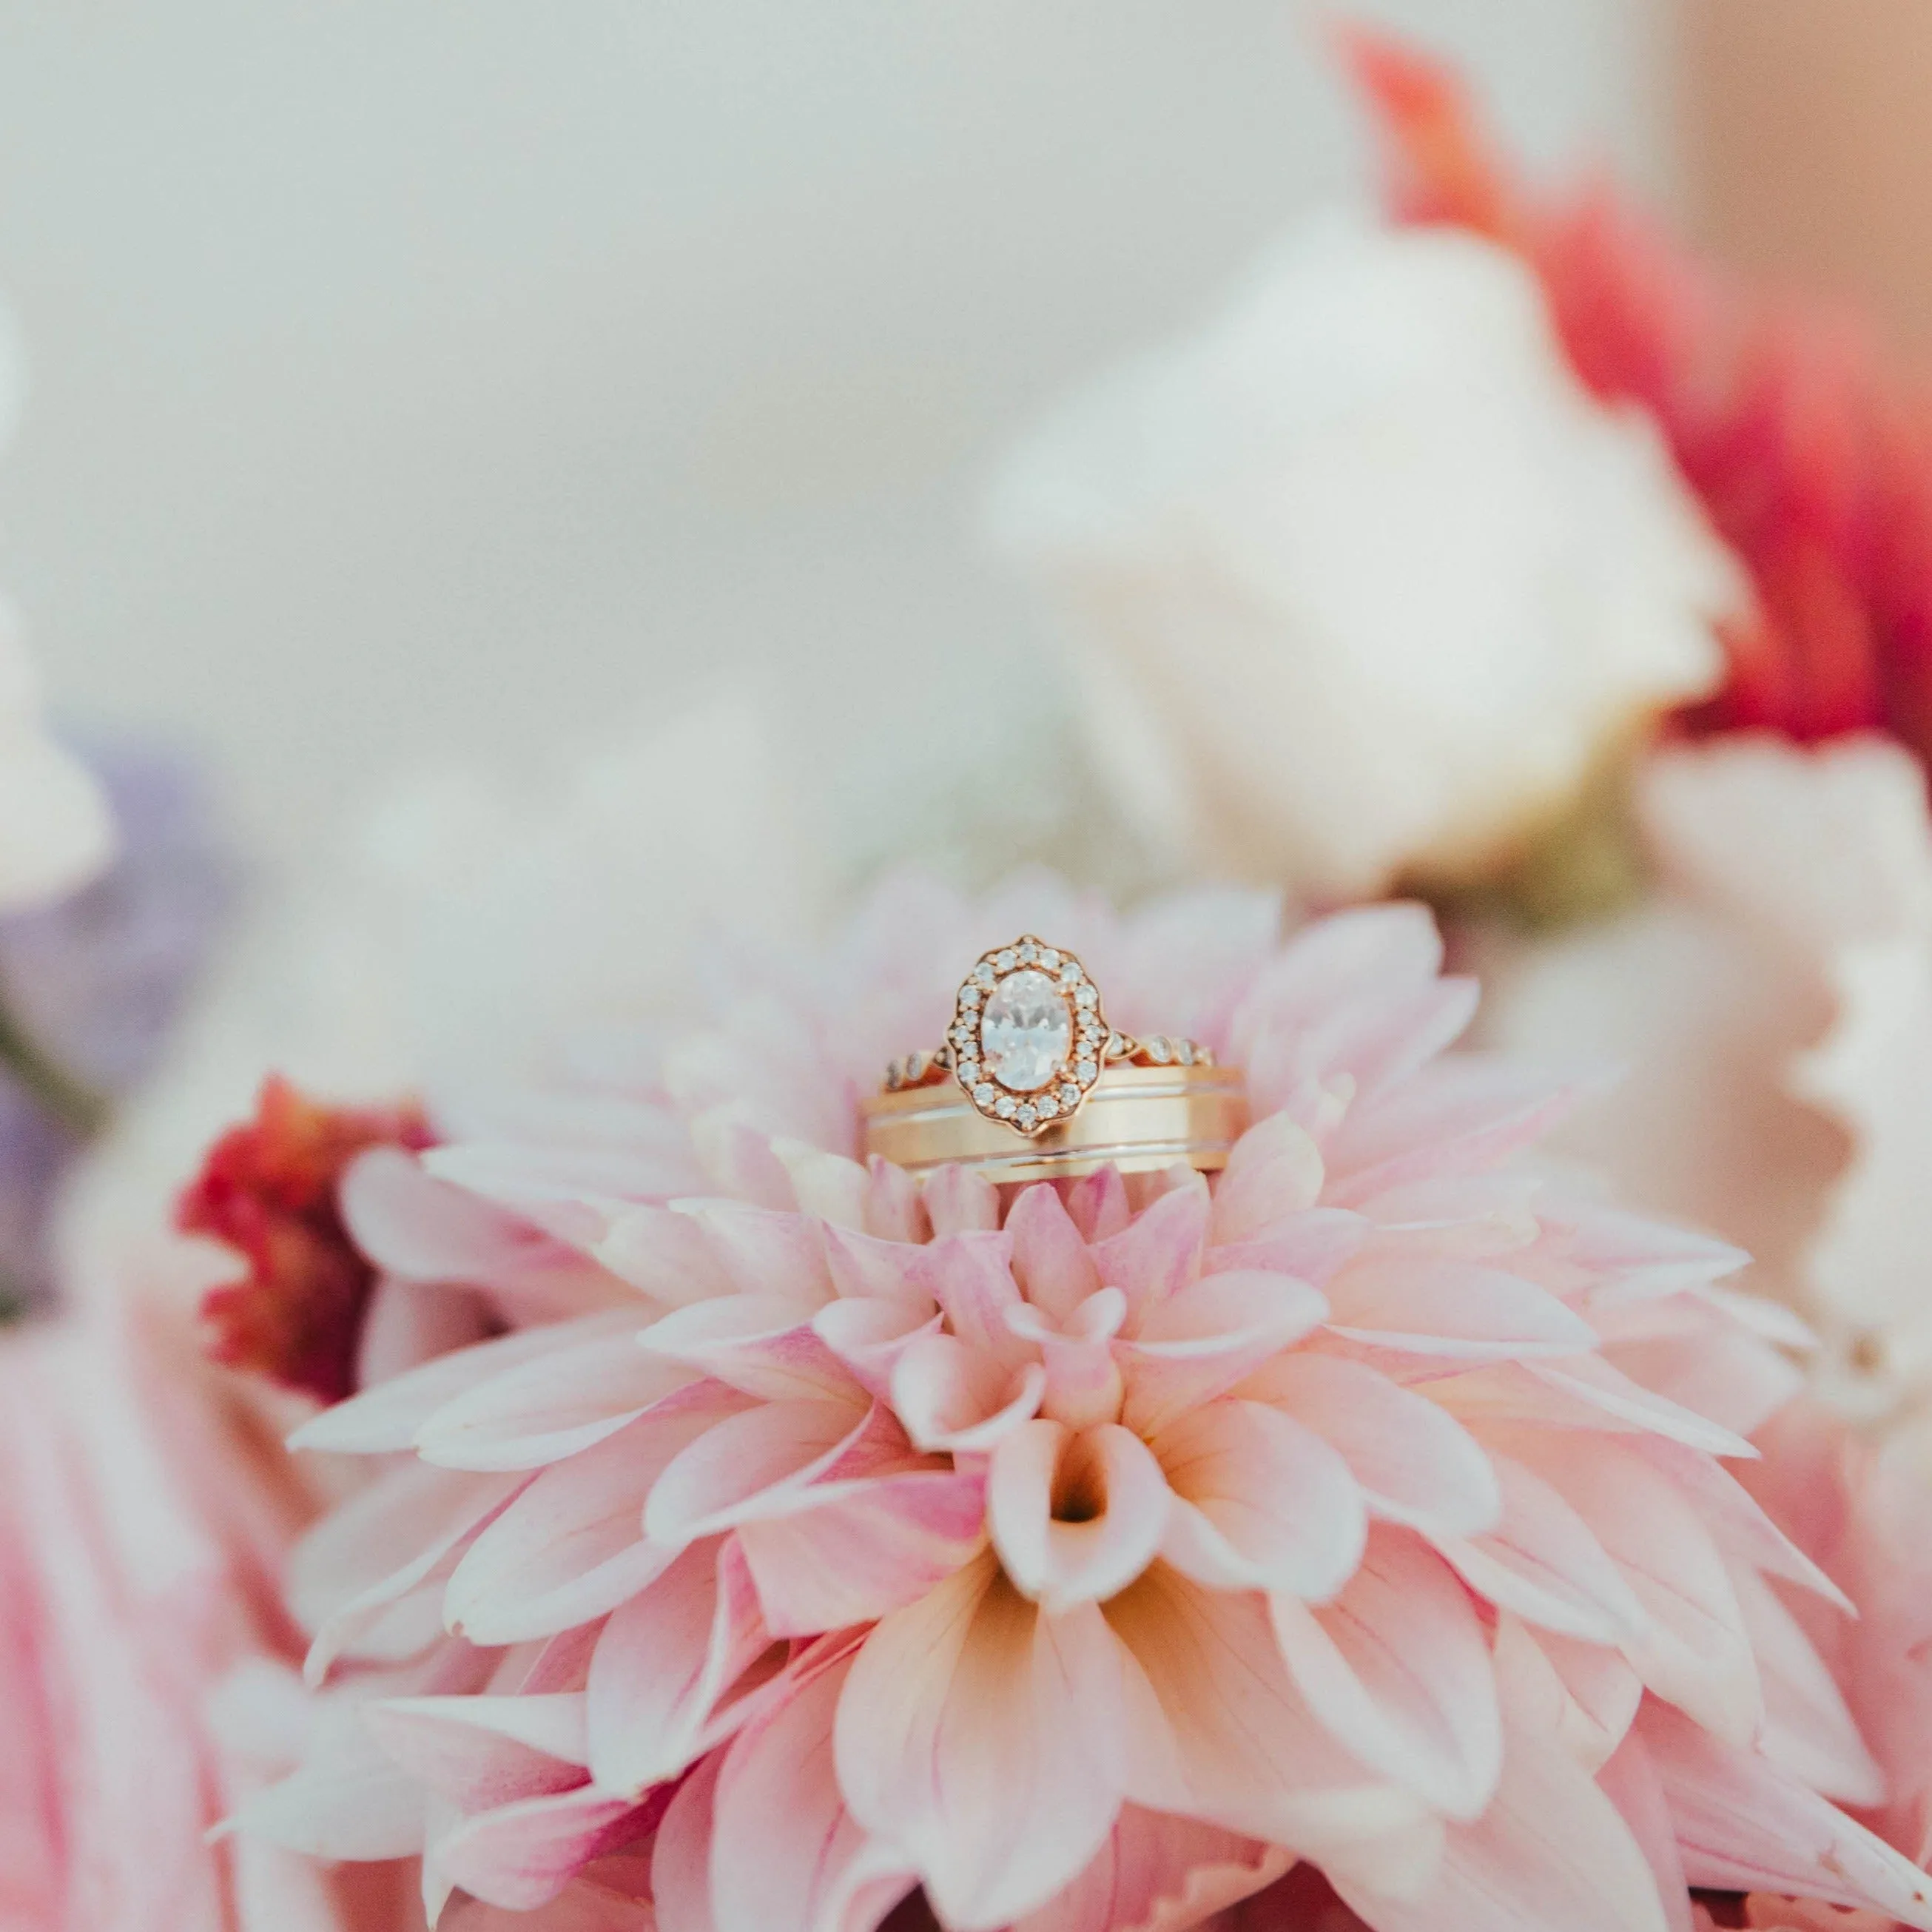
xmin=1640 ymin=1701 xmax=1932 ymax=1928
xmin=442 ymin=1390 xmax=750 ymax=1643
xmin=292 ymin=1462 xmax=523 ymax=1683
xmin=1601 ymin=1327 xmax=1804 ymax=1441
xmin=639 ymin=1294 xmax=858 ymax=1402
xmin=1010 ymin=1286 xmax=1130 ymax=1432
xmin=642 ymin=1396 xmax=882 ymax=1544
xmin=355 ymin=1274 xmax=497 ymax=1389
xmin=1271 ymin=1529 xmax=1502 ymax=1821
xmin=737 ymin=1467 xmax=988 ymax=1635
xmin=1091 ymin=1181 xmax=1210 ymax=1313
xmin=711 ymin=1654 xmax=918 ymax=1932
xmin=1329 ymin=1690 xmax=1671 ymax=1932
xmin=770 ymin=1137 xmax=872 ymax=1231
xmin=1434 ymin=1454 xmax=1646 ymax=1644
xmin=1492 ymin=1616 xmax=1643 ymax=1772
xmin=909 ymin=1231 xmax=1029 ymax=1366
xmin=862 ymin=1154 xmax=927 ymax=1243
xmin=670 ymin=1199 xmax=833 ymax=1304
xmin=411 ymin=1332 xmax=690 ymax=1471
xmin=1065 ymin=1165 xmax=1133 ymax=1242
xmin=1553 ymin=1204 xmax=1749 ymax=1304
xmin=818 ymin=1222 xmax=929 ymax=1306
xmin=1014 ymin=1806 xmax=1288 ymax=1932
xmin=592 ymin=1203 xmax=736 ymax=1307
xmin=990 ymin=1420 xmax=1171 ymax=1612
xmin=1322 ymin=1255 xmax=1596 ymax=1360
xmin=1009 ymin=1184 xmax=1103 ymax=1323
xmin=923 ymin=1163 xmax=1001 ymax=1236
xmin=1282 ymin=977 xmax=1482 ymax=1105
xmin=585 ymin=1537 xmax=770 ymax=1796
xmin=1106 ymin=1563 xmax=1432 ymax=1858
xmin=1154 ymin=1397 xmax=1364 ymax=1598
xmin=834 ymin=1552 xmax=1128 ymax=1931
xmin=1595 ymin=1732 xmax=1696 ymax=1932
xmin=810 ymin=1296 xmax=944 ymax=1402
xmin=223 ymin=1694 xmax=430 ymax=1860
xmin=1205 ymin=1208 xmax=1369 ymax=1288
xmin=1320 ymin=1059 xmax=1589 ymax=1209
xmin=363 ymin=1692 xmax=589 ymax=1811
xmin=1117 ymin=1270 xmax=1329 ymax=1437
xmin=433 ymin=1786 xmax=653 ymax=1913
xmin=1633 ymin=1438 xmax=1854 ymax=1613
xmin=1210 ymin=1112 xmax=1326 ymax=1245
xmin=651 ymin=1749 xmax=723 ymax=1932
xmin=1731 ymin=1563 xmax=1885 ymax=1808
xmin=689 ymin=1110 xmax=795 ymax=1211
xmin=289 ymin=1311 xmax=642 ymax=1455
xmin=1237 ymin=1353 xmax=1500 ymax=1538
xmin=892 ymin=1332 xmax=1047 ymax=1453
xmin=1531 ymin=1436 xmax=1762 ymax=1746
xmin=442 ymin=1871 xmax=659 ymax=1932
xmin=417 ymin=1143 xmax=690 ymax=1247
xmin=1525 ymin=1356 xmax=1756 ymax=1458
xmin=1228 ymin=905 xmax=1444 ymax=1063
xmin=344 ymin=1146 xmax=599 ymax=1305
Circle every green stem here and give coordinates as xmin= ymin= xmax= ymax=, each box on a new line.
xmin=0 ymin=996 xmax=109 ymax=1140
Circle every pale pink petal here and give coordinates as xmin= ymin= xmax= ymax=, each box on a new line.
xmin=1433 ymin=1455 xmax=1646 ymax=1645
xmin=1322 ymin=1255 xmax=1596 ymax=1360
xmin=639 ymin=1295 xmax=859 ymax=1402
xmin=1154 ymin=1398 xmax=1364 ymax=1599
xmin=412 ymin=1334 xmax=692 ymax=1471
xmin=1730 ymin=1562 xmax=1884 ymax=1808
xmin=1596 ymin=1731 xmax=1697 ymax=1932
xmin=1209 ymin=1112 xmax=1326 ymax=1245
xmin=770 ymin=1137 xmax=872 ymax=1231
xmin=290 ymin=1311 xmax=642 ymax=1456
xmin=670 ymin=1199 xmax=834 ymax=1303
xmin=363 ymin=1692 xmax=589 ymax=1811
xmin=1010 ymin=1287 xmax=1131 ymax=1433
xmin=651 ymin=1748 xmax=722 ymax=1932
xmin=224 ymin=1693 xmax=431 ymax=1859
xmin=1205 ymin=1208 xmax=1369 ymax=1288
xmin=593 ymin=1202 xmax=735 ymax=1307
xmin=818 ymin=1222 xmax=930 ymax=1305
xmin=891 ymin=1332 xmax=1047 ymax=1453
xmin=1328 ymin=1687 xmax=1671 ymax=1932
xmin=834 ymin=1552 xmax=1128 ymax=1931
xmin=585 ymin=1538 xmax=770 ymax=1796
xmin=989 ymin=1421 xmax=1171 ymax=1612
xmin=1105 ymin=1563 xmax=1430 ymax=1859
xmin=1640 ymin=1701 xmax=1932 ymax=1928
xmin=1271 ymin=1529 xmax=1501 ymax=1821
xmin=1091 ymin=1182 xmax=1211 ymax=1313
xmin=1491 ymin=1616 xmax=1643 ymax=1773
xmin=922 ymin=1163 xmax=1001 ymax=1236
xmin=1237 ymin=1353 xmax=1500 ymax=1538
xmin=1009 ymin=1184 xmax=1102 ymax=1323
xmin=738 ymin=1467 xmax=988 ymax=1635
xmin=909 ymin=1231 xmax=1030 ymax=1367
xmin=642 ymin=1397 xmax=882 ymax=1544
xmin=1013 ymin=1806 xmax=1288 ymax=1932
xmin=1529 ymin=1435 xmax=1761 ymax=1747
xmin=355 ymin=1274 xmax=497 ymax=1389
xmin=442 ymin=1388 xmax=752 ymax=1643
xmin=1228 ymin=905 xmax=1444 ymax=1064
xmin=1117 ymin=1270 xmax=1328 ymax=1438
xmin=291 ymin=1463 xmax=523 ymax=1682
xmin=1065 ymin=1165 xmax=1133 ymax=1243
xmin=811 ymin=1296 xmax=944 ymax=1403
xmin=710 ymin=1654 xmax=917 ymax=1932
xmin=1524 ymin=1356 xmax=1756 ymax=1458
xmin=434 ymin=1786 xmax=653 ymax=1912
xmin=863 ymin=1153 xmax=928 ymax=1243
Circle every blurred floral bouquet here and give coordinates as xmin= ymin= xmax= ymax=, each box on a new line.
xmin=21 ymin=24 xmax=1932 ymax=1932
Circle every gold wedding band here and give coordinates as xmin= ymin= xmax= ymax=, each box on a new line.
xmin=859 ymin=935 xmax=1248 ymax=1182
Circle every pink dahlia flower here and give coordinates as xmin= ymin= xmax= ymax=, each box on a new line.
xmin=229 ymin=876 xmax=1932 ymax=1932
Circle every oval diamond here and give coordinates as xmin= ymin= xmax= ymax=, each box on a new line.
xmin=980 ymin=969 xmax=1071 ymax=1093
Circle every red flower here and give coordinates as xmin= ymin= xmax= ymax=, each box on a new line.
xmin=178 ymin=1074 xmax=434 ymax=1404
xmin=1344 ymin=27 xmax=1932 ymax=759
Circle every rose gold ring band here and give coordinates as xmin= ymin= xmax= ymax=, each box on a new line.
xmin=861 ymin=1063 xmax=1249 ymax=1184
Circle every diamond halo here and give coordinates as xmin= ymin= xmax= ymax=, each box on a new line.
xmin=952 ymin=935 xmax=1104 ymax=1138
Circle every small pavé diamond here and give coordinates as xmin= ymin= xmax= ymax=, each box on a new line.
xmin=1060 ymin=961 xmax=1083 ymax=984
xmin=1039 ymin=948 xmax=1060 ymax=971
xmin=1148 ymin=1036 xmax=1172 ymax=1064
xmin=1034 ymin=1092 xmax=1058 ymax=1119
xmin=1060 ymin=1082 xmax=1080 ymax=1107
xmin=973 ymin=1083 xmax=996 ymax=1107
xmin=975 ymin=962 xmax=996 ymax=989
xmin=995 ymin=1094 xmax=1018 ymax=1119
xmin=1017 ymin=941 xmax=1037 ymax=964
xmin=1075 ymin=984 xmax=1097 ymax=1009
xmin=1017 ymin=1103 xmax=1037 ymax=1128
xmin=995 ymin=949 xmax=1017 ymax=972
xmin=1076 ymin=1057 xmax=1098 ymax=1083
xmin=959 ymin=985 xmax=981 ymax=1009
xmin=1177 ymin=1040 xmax=1196 ymax=1066
xmin=957 ymin=1060 xmax=980 ymax=1087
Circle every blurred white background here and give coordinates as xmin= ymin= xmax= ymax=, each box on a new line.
xmin=0 ymin=0 xmax=1666 ymax=871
